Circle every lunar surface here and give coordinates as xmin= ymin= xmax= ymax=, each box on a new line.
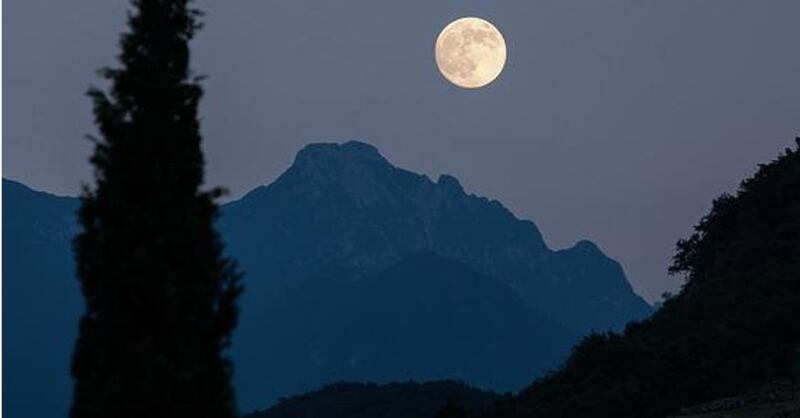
xmin=435 ymin=17 xmax=507 ymax=89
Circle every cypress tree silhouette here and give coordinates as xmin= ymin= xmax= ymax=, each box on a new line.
xmin=70 ymin=1 xmax=241 ymax=417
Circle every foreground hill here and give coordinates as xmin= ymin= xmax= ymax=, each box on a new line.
xmin=486 ymin=140 xmax=800 ymax=418
xmin=672 ymin=382 xmax=799 ymax=418
xmin=245 ymin=381 xmax=497 ymax=418
xmin=234 ymin=253 xmax=576 ymax=405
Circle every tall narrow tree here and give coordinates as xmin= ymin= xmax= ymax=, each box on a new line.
xmin=71 ymin=1 xmax=241 ymax=417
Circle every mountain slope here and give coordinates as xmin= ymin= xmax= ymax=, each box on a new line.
xmin=245 ymin=381 xmax=498 ymax=418
xmin=221 ymin=141 xmax=651 ymax=336
xmin=234 ymin=253 xmax=577 ymax=406
xmin=487 ymin=140 xmax=800 ymax=418
xmin=3 ymin=180 xmax=81 ymax=418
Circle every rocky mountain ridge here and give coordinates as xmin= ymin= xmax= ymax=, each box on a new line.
xmin=222 ymin=141 xmax=652 ymax=334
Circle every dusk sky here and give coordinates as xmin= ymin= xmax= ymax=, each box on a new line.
xmin=5 ymin=0 xmax=799 ymax=302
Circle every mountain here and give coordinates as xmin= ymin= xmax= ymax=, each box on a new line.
xmin=3 ymin=180 xmax=81 ymax=418
xmin=2 ymin=141 xmax=650 ymax=417
xmin=233 ymin=253 xmax=576 ymax=406
xmin=221 ymin=141 xmax=652 ymax=335
xmin=219 ymin=141 xmax=650 ymax=408
xmin=484 ymin=140 xmax=800 ymax=418
xmin=245 ymin=381 xmax=498 ymax=418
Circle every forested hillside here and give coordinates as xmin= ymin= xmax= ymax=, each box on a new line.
xmin=486 ymin=139 xmax=800 ymax=418
xmin=246 ymin=381 xmax=497 ymax=418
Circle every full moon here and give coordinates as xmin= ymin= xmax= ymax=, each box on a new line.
xmin=435 ymin=17 xmax=507 ymax=89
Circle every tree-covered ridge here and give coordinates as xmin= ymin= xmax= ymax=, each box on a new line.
xmin=245 ymin=381 xmax=497 ymax=418
xmin=487 ymin=139 xmax=800 ymax=418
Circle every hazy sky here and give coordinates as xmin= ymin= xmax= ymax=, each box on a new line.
xmin=4 ymin=0 xmax=799 ymax=302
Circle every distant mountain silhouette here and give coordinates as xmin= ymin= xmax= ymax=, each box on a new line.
xmin=3 ymin=141 xmax=651 ymax=416
xmin=220 ymin=141 xmax=649 ymax=408
xmin=233 ymin=252 xmax=576 ymax=406
xmin=222 ymin=141 xmax=651 ymax=335
xmin=3 ymin=180 xmax=80 ymax=418
xmin=245 ymin=380 xmax=497 ymax=418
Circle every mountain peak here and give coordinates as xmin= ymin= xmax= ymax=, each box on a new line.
xmin=230 ymin=141 xmax=649 ymax=335
xmin=437 ymin=174 xmax=464 ymax=194
xmin=293 ymin=141 xmax=387 ymax=168
xmin=340 ymin=140 xmax=382 ymax=156
xmin=572 ymin=240 xmax=602 ymax=255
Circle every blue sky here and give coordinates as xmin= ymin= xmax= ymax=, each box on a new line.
xmin=5 ymin=0 xmax=800 ymax=301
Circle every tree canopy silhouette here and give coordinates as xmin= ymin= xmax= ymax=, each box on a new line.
xmin=434 ymin=400 xmax=469 ymax=418
xmin=246 ymin=381 xmax=496 ymax=418
xmin=70 ymin=1 xmax=241 ymax=417
xmin=485 ymin=138 xmax=800 ymax=418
